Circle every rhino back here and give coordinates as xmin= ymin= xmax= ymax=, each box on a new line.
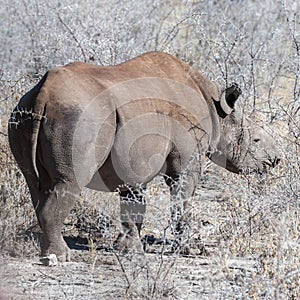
xmin=9 ymin=51 xmax=221 ymax=189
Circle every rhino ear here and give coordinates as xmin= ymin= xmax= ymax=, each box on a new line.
xmin=225 ymin=83 xmax=242 ymax=109
xmin=214 ymin=83 xmax=242 ymax=118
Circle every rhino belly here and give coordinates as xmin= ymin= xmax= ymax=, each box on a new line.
xmin=109 ymin=132 xmax=170 ymax=186
xmin=85 ymin=154 xmax=123 ymax=192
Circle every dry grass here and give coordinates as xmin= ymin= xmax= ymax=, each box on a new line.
xmin=0 ymin=132 xmax=38 ymax=257
xmin=1 ymin=0 xmax=299 ymax=298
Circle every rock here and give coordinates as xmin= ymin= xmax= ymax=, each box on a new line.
xmin=40 ymin=254 xmax=58 ymax=266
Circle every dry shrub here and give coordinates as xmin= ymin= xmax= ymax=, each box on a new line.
xmin=0 ymin=0 xmax=299 ymax=298
xmin=0 ymin=124 xmax=39 ymax=257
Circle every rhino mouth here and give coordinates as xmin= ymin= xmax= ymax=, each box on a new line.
xmin=224 ymin=159 xmax=268 ymax=175
xmin=239 ymin=157 xmax=280 ymax=176
xmin=225 ymin=159 xmax=240 ymax=174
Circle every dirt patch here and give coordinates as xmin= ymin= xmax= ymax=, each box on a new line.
xmin=1 ymin=250 xmax=261 ymax=299
xmin=0 ymin=171 xmax=299 ymax=299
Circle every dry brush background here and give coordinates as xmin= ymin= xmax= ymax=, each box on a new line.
xmin=0 ymin=0 xmax=299 ymax=299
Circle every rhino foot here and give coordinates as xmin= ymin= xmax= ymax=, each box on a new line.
xmin=41 ymin=241 xmax=71 ymax=263
xmin=113 ymin=232 xmax=144 ymax=253
xmin=171 ymin=237 xmax=210 ymax=256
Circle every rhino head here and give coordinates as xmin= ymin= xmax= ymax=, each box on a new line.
xmin=208 ymin=84 xmax=280 ymax=174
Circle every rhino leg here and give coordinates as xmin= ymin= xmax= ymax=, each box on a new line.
xmin=114 ymin=187 xmax=146 ymax=252
xmin=165 ymin=173 xmax=197 ymax=252
xmin=34 ymin=182 xmax=80 ymax=261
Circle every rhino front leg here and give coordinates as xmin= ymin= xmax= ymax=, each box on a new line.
xmin=114 ymin=187 xmax=146 ymax=252
xmin=35 ymin=182 xmax=80 ymax=262
xmin=165 ymin=172 xmax=197 ymax=252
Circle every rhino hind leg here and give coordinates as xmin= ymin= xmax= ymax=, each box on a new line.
xmin=114 ymin=187 xmax=146 ymax=252
xmin=34 ymin=181 xmax=81 ymax=261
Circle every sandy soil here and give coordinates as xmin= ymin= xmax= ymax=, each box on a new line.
xmin=0 ymin=250 xmax=259 ymax=299
xmin=1 ymin=171 xmax=298 ymax=299
xmin=0 ymin=178 xmax=262 ymax=300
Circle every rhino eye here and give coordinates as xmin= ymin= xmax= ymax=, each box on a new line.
xmin=253 ymin=138 xmax=260 ymax=143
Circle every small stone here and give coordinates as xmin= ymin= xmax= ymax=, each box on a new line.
xmin=40 ymin=254 xmax=58 ymax=266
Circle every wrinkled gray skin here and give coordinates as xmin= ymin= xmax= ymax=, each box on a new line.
xmin=8 ymin=52 xmax=280 ymax=261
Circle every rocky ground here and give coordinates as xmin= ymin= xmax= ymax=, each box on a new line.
xmin=1 ymin=250 xmax=261 ymax=299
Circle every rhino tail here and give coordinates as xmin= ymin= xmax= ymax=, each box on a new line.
xmin=30 ymin=73 xmax=48 ymax=181
xmin=30 ymin=112 xmax=42 ymax=180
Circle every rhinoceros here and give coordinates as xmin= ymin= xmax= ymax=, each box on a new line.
xmin=8 ymin=52 xmax=279 ymax=261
